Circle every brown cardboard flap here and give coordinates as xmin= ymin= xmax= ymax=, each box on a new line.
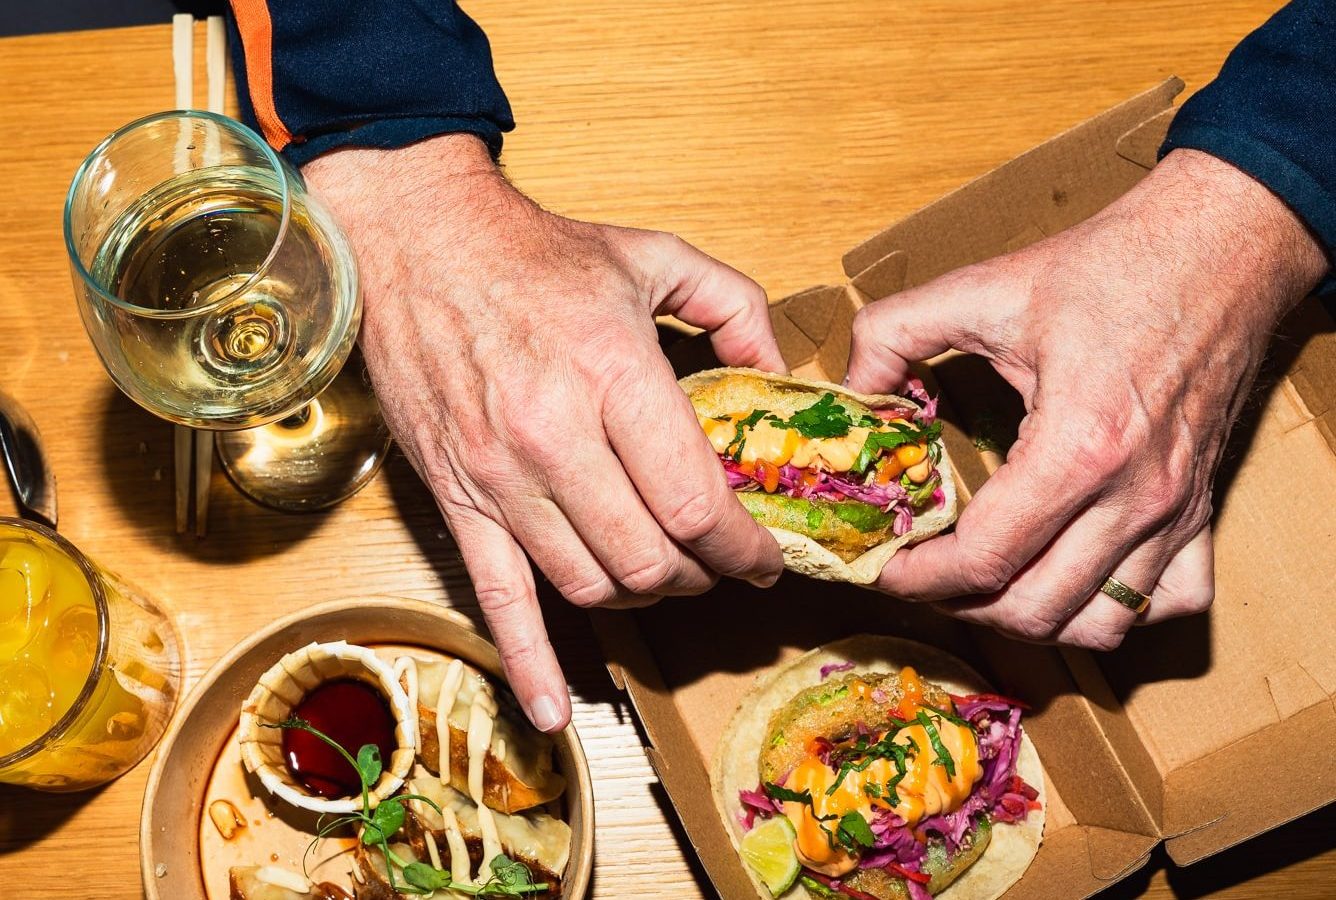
xmin=1161 ymin=700 xmax=1336 ymax=865
xmin=842 ymin=78 xmax=1184 ymax=294
xmin=1115 ymin=107 xmax=1177 ymax=169
xmin=1283 ymin=295 xmax=1336 ymax=457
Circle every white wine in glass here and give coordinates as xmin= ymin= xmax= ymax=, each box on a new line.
xmin=67 ymin=112 xmax=389 ymax=511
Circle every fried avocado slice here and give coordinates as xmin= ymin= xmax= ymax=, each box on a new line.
xmin=840 ymin=817 xmax=993 ymax=899
xmin=756 ymin=672 xmax=953 ymax=785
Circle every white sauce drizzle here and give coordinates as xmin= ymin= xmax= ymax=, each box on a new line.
xmin=467 ymin=683 xmax=503 ymax=881
xmin=420 ymin=828 xmax=444 ymax=898
xmin=436 ymin=659 xmax=466 ymax=785
xmin=394 ymin=656 xmax=420 ymax=752
xmin=440 ymin=806 xmax=473 ymax=885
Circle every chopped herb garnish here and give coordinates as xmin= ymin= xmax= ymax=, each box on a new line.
xmin=925 ymin=704 xmax=970 ymax=729
xmin=852 ymin=420 xmax=944 ymax=474
xmin=826 ymin=728 xmax=910 ymax=797
xmin=780 ymin=393 xmax=855 ymax=438
xmin=863 ymin=782 xmax=882 ymax=798
xmin=763 ymin=782 xmax=816 ymax=806
xmin=727 ymin=409 xmax=770 ymax=460
xmin=836 ymin=810 xmax=876 ymax=850
xmin=916 ymin=709 xmax=956 ymax=779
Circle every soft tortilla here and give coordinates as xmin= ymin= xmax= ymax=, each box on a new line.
xmin=710 ymin=636 xmax=1046 ymax=900
xmin=679 ymin=368 xmax=959 ymax=584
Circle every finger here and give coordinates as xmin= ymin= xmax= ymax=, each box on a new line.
xmin=535 ymin=419 xmax=725 ymax=598
xmin=508 ymin=497 xmax=662 ymax=610
xmin=925 ymin=501 xmax=1141 ymax=647
xmin=450 ymin=511 xmax=571 ymax=733
xmin=845 ymin=267 xmax=1017 ymax=394
xmin=648 ymin=233 xmax=786 ymax=373
xmin=1141 ymin=525 xmax=1214 ymax=624
xmin=1053 ymin=521 xmax=1210 ymax=645
xmin=875 ymin=412 xmax=1101 ymax=602
xmin=998 ymin=501 xmax=1155 ymax=649
xmin=603 ymin=354 xmax=784 ymax=585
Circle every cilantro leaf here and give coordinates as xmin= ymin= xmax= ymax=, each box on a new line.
xmin=837 ymin=811 xmax=876 ymax=850
xmin=852 ymin=420 xmax=943 ymax=474
xmin=782 ymin=393 xmax=855 ymax=438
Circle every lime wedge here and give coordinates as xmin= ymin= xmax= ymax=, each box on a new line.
xmin=740 ymin=815 xmax=801 ymax=896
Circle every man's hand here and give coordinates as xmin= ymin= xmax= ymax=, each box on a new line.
xmin=846 ymin=149 xmax=1327 ymax=649
xmin=304 ymin=135 xmax=784 ymax=731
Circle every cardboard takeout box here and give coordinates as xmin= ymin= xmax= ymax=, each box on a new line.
xmin=594 ymin=79 xmax=1336 ymax=898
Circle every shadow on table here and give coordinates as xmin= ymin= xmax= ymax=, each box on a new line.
xmin=1095 ymin=801 xmax=1336 ymax=899
xmin=0 ymin=782 xmax=108 ymax=852
xmin=95 ymin=383 xmax=327 ymax=560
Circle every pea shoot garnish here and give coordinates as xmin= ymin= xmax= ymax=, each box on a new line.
xmin=262 ymin=717 xmax=550 ymax=896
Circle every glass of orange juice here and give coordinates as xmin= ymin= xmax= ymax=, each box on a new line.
xmin=0 ymin=518 xmax=181 ymax=790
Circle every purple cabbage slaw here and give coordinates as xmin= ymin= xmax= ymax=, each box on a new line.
xmin=738 ymin=694 xmax=1039 ymax=895
xmin=820 ymin=661 xmax=857 ymax=680
xmin=718 ymin=396 xmax=944 ymax=537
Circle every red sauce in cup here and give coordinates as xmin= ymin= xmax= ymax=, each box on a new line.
xmin=282 ymin=678 xmax=395 ymax=799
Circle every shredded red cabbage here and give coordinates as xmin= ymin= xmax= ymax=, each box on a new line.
xmin=736 ymin=784 xmax=781 ymax=830
xmin=722 ymin=457 xmax=924 ymax=531
xmin=820 ymin=661 xmax=856 ymax=680
xmin=865 ymin=698 xmax=1041 ymax=874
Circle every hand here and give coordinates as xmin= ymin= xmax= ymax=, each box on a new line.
xmin=846 ymin=149 xmax=1326 ymax=649
xmin=304 ymin=135 xmax=784 ymax=731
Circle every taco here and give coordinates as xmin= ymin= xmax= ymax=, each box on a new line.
xmin=680 ymin=369 xmax=957 ymax=583
xmin=711 ymin=636 xmax=1044 ymax=900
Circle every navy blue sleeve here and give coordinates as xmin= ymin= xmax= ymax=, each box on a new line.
xmin=226 ymin=0 xmax=514 ymax=167
xmin=1160 ymin=0 xmax=1336 ymax=291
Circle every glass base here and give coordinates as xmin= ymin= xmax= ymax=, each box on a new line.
xmin=216 ymin=351 xmax=391 ymax=512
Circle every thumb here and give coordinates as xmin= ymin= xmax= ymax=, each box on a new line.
xmin=646 ymin=232 xmax=787 ymax=373
xmin=845 ymin=266 xmax=1017 ymax=394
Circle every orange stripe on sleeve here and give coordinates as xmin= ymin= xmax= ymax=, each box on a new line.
xmin=229 ymin=0 xmax=296 ymax=150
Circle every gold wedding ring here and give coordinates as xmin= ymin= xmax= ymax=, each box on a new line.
xmin=1100 ymin=575 xmax=1151 ymax=614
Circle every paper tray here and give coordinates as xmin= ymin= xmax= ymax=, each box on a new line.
xmin=593 ymin=79 xmax=1336 ymax=898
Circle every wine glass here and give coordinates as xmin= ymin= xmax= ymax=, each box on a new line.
xmin=64 ymin=111 xmax=389 ymax=511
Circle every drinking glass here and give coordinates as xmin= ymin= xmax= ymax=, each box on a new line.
xmin=0 ymin=518 xmax=181 ymax=790
xmin=64 ymin=111 xmax=389 ymax=511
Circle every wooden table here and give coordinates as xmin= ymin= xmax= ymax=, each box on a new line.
xmin=0 ymin=2 xmax=1332 ymax=897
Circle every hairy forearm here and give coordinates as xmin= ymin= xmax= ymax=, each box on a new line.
xmin=300 ymin=134 xmax=513 ymax=250
xmin=1103 ymin=149 xmax=1327 ymax=334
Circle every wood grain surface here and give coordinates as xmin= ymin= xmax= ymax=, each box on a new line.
xmin=0 ymin=2 xmax=1332 ymax=898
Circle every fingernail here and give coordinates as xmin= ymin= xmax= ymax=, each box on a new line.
xmin=748 ymin=572 xmax=781 ymax=589
xmin=529 ymin=695 xmax=562 ymax=733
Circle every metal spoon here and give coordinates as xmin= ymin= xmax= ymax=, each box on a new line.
xmin=0 ymin=390 xmax=57 ymax=528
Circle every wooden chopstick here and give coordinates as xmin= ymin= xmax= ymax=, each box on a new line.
xmin=169 ymin=14 xmax=228 ymax=537
xmin=171 ymin=14 xmax=195 ymax=535
xmin=192 ymin=16 xmax=228 ymax=538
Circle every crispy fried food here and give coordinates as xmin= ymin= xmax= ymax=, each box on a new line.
xmin=757 ymin=671 xmax=952 ymax=784
xmin=410 ymin=656 xmax=566 ymax=814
